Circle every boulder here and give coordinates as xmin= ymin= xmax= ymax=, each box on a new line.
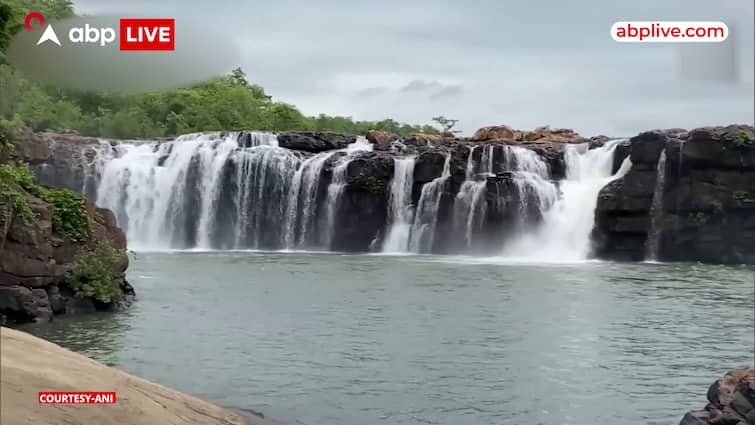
xmin=679 ymin=368 xmax=755 ymax=425
xmin=277 ymin=132 xmax=356 ymax=152
xmin=366 ymin=130 xmax=397 ymax=149
xmin=413 ymin=151 xmax=448 ymax=184
xmin=330 ymin=152 xmax=394 ymax=252
xmin=472 ymin=125 xmax=584 ymax=144
xmin=629 ymin=130 xmax=668 ymax=165
xmin=0 ymin=285 xmax=52 ymax=322
xmin=405 ymin=133 xmax=443 ymax=148
xmin=674 ymin=125 xmax=755 ymax=170
xmin=473 ymin=125 xmax=517 ymax=141
xmin=523 ymin=126 xmax=584 ymax=144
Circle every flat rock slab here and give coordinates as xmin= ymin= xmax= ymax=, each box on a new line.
xmin=0 ymin=327 xmax=253 ymax=425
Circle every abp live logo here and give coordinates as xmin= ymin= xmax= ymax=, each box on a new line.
xmin=26 ymin=12 xmax=175 ymax=51
xmin=120 ymin=19 xmax=174 ymax=51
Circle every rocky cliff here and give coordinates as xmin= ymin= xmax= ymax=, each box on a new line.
xmin=0 ymin=165 xmax=133 ymax=323
xmin=679 ymin=368 xmax=755 ymax=425
xmin=593 ymin=125 xmax=755 ymax=264
xmin=11 ymin=124 xmax=755 ymax=264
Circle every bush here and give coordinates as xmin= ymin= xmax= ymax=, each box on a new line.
xmin=0 ymin=163 xmax=90 ymax=240
xmin=0 ymin=163 xmax=35 ymax=224
xmin=66 ymin=240 xmax=124 ymax=303
xmin=731 ymin=130 xmax=753 ymax=149
xmin=690 ymin=212 xmax=709 ymax=226
xmin=733 ymin=190 xmax=749 ymax=206
xmin=40 ymin=188 xmax=90 ymax=242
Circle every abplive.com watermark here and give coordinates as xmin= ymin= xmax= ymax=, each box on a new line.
xmin=611 ymin=21 xmax=729 ymax=43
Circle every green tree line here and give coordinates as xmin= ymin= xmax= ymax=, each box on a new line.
xmin=0 ymin=0 xmax=437 ymax=143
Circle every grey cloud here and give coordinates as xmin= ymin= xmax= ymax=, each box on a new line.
xmin=400 ymin=80 xmax=437 ymax=93
xmin=430 ymin=84 xmax=463 ymax=100
xmin=353 ymin=86 xmax=389 ymax=99
xmin=400 ymin=79 xmax=463 ymax=100
xmin=70 ymin=0 xmax=753 ymax=135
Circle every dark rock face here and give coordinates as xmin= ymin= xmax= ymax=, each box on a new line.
xmin=0 ymin=190 xmax=131 ymax=324
xmin=14 ymin=132 xmax=105 ymax=199
xmin=330 ymin=152 xmax=394 ymax=252
xmin=679 ymin=368 xmax=755 ymax=425
xmin=593 ymin=125 xmax=755 ymax=264
xmin=277 ymin=132 xmax=356 ymax=153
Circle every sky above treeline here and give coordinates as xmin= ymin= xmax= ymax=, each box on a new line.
xmin=73 ymin=0 xmax=753 ymax=136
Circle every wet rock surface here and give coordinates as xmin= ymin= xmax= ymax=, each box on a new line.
xmin=276 ymin=132 xmax=356 ymax=153
xmin=593 ymin=125 xmax=755 ymax=264
xmin=0 ymin=188 xmax=131 ymax=323
xmin=680 ymin=368 xmax=755 ymax=425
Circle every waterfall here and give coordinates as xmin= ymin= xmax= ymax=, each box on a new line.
xmin=503 ymin=146 xmax=558 ymax=226
xmin=284 ymin=152 xmax=333 ymax=249
xmin=322 ymin=158 xmax=349 ymax=248
xmin=321 ymin=137 xmax=373 ymax=249
xmin=382 ymin=156 xmax=417 ymax=253
xmin=94 ymin=132 xmax=300 ymax=250
xmin=502 ymin=140 xmax=633 ymax=261
xmin=644 ymin=150 xmax=667 ymax=261
xmin=452 ymin=145 xmax=495 ymax=250
xmin=57 ymin=130 xmax=636 ymax=258
xmin=409 ymin=154 xmax=451 ymax=253
xmin=234 ymin=146 xmax=299 ymax=249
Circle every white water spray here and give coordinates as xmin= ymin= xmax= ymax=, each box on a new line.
xmin=409 ymin=154 xmax=451 ymax=253
xmin=502 ymin=140 xmax=633 ymax=261
xmin=644 ymin=150 xmax=667 ymax=261
xmin=382 ymin=157 xmax=417 ymax=253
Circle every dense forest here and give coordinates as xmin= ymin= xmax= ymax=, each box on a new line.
xmin=0 ymin=0 xmax=438 ymax=147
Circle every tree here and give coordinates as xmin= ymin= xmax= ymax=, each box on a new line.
xmin=432 ymin=115 xmax=460 ymax=136
xmin=230 ymin=67 xmax=249 ymax=87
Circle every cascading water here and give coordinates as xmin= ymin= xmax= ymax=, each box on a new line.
xmin=65 ymin=130 xmax=633 ymax=259
xmin=90 ymin=131 xmax=372 ymax=251
xmin=94 ymin=132 xmax=300 ymax=250
xmin=234 ymin=146 xmax=299 ymax=249
xmin=382 ymin=157 xmax=417 ymax=253
xmin=503 ymin=146 xmax=559 ymax=226
xmin=453 ymin=145 xmax=495 ymax=250
xmin=644 ymin=150 xmax=667 ymax=261
xmin=502 ymin=140 xmax=632 ymax=261
xmin=283 ymin=152 xmax=333 ymax=249
xmin=320 ymin=137 xmax=373 ymax=249
xmin=409 ymin=154 xmax=451 ymax=253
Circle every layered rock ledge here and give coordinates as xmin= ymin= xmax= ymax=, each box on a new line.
xmin=0 ymin=327 xmax=254 ymax=425
xmin=679 ymin=368 xmax=755 ymax=425
xmin=593 ymin=125 xmax=755 ymax=264
xmin=0 ymin=179 xmax=133 ymax=324
xmin=12 ymin=124 xmax=755 ymax=264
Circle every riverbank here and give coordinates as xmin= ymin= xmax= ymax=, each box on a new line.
xmin=0 ymin=326 xmax=254 ymax=425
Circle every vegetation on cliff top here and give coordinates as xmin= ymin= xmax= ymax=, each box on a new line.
xmin=0 ymin=1 xmax=438 ymax=141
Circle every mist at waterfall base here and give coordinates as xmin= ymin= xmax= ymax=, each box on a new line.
xmin=74 ymin=132 xmax=631 ymax=261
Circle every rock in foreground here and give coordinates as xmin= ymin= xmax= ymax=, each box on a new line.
xmin=0 ymin=327 xmax=253 ymax=425
xmin=680 ymin=368 xmax=755 ymax=425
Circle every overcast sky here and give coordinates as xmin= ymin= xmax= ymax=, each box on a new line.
xmin=73 ymin=0 xmax=753 ymax=136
